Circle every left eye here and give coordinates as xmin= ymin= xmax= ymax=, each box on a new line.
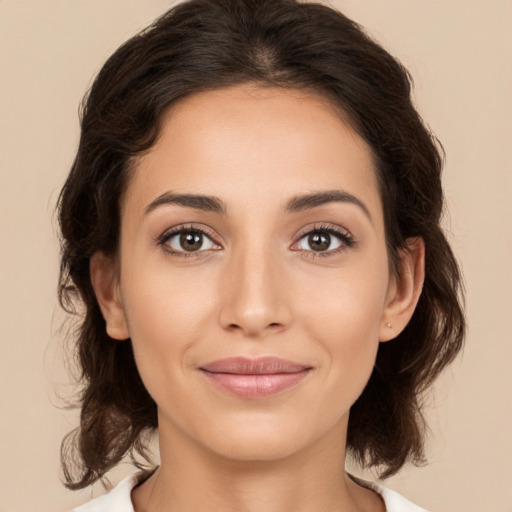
xmin=295 ymin=229 xmax=346 ymax=253
xmin=163 ymin=229 xmax=218 ymax=253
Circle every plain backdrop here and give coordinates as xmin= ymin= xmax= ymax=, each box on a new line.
xmin=1 ymin=1 xmax=511 ymax=511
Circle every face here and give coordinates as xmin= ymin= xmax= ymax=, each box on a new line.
xmin=93 ymin=85 xmax=420 ymax=463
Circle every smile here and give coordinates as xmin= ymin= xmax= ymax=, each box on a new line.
xmin=199 ymin=357 xmax=312 ymax=398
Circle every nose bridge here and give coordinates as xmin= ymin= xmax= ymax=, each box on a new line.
xmin=218 ymin=234 xmax=290 ymax=336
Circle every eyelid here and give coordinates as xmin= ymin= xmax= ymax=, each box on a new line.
xmin=291 ymin=223 xmax=355 ymax=257
xmin=156 ymin=223 xmax=222 ymax=257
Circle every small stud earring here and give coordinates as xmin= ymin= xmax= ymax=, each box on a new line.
xmin=385 ymin=322 xmax=392 ymax=328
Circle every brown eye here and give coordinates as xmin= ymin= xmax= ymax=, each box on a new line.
xmin=291 ymin=224 xmax=356 ymax=258
xmin=163 ymin=228 xmax=218 ymax=253
xmin=297 ymin=230 xmax=344 ymax=253
xmin=308 ymin=233 xmax=331 ymax=251
xmin=179 ymin=232 xmax=204 ymax=251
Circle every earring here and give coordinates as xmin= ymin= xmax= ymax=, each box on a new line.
xmin=385 ymin=322 xmax=392 ymax=328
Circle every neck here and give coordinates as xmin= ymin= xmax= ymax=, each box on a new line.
xmin=132 ymin=416 xmax=383 ymax=512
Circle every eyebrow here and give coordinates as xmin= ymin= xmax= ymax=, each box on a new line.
xmin=285 ymin=190 xmax=372 ymax=221
xmin=144 ymin=189 xmax=371 ymax=221
xmin=145 ymin=192 xmax=226 ymax=215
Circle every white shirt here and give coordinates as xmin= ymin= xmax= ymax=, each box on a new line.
xmin=72 ymin=472 xmax=428 ymax=512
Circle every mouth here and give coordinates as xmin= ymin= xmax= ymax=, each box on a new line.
xmin=199 ymin=357 xmax=312 ymax=399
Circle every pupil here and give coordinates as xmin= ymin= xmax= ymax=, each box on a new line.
xmin=309 ymin=233 xmax=330 ymax=251
xmin=180 ymin=232 xmax=202 ymax=251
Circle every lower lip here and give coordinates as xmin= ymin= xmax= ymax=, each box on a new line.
xmin=200 ymin=370 xmax=310 ymax=398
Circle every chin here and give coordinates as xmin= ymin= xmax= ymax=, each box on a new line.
xmin=208 ymin=435 xmax=306 ymax=462
xmin=192 ymin=412 xmax=339 ymax=463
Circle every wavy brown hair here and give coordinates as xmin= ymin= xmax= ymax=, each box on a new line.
xmin=58 ymin=0 xmax=465 ymax=489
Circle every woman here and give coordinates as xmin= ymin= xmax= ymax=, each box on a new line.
xmin=58 ymin=0 xmax=465 ymax=510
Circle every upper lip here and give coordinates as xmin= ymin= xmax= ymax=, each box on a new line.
xmin=200 ymin=357 xmax=311 ymax=374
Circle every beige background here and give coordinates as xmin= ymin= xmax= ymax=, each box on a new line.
xmin=1 ymin=1 xmax=511 ymax=511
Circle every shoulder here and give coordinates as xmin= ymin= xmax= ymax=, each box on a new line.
xmin=350 ymin=475 xmax=429 ymax=512
xmin=71 ymin=473 xmax=143 ymax=512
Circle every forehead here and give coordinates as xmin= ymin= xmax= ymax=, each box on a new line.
xmin=126 ymin=85 xmax=382 ymax=221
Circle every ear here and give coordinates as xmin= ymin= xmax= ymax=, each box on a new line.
xmin=90 ymin=251 xmax=130 ymax=340
xmin=379 ymin=237 xmax=425 ymax=342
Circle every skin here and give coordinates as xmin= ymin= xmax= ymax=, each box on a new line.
xmin=91 ymin=85 xmax=424 ymax=512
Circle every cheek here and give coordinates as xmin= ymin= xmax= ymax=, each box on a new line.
xmin=299 ymin=261 xmax=388 ymax=340
xmin=123 ymin=262 xmax=217 ymax=333
xmin=296 ymin=262 xmax=389 ymax=390
xmin=308 ymin=293 xmax=382 ymax=372
xmin=120 ymin=264 xmax=218 ymax=390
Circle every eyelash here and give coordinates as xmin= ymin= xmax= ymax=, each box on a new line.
xmin=295 ymin=224 xmax=355 ymax=259
xmin=156 ymin=223 xmax=355 ymax=259
xmin=156 ymin=224 xmax=220 ymax=259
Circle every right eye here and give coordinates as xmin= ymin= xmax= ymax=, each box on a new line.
xmin=159 ymin=226 xmax=221 ymax=256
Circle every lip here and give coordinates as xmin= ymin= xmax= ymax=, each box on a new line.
xmin=199 ymin=357 xmax=312 ymax=398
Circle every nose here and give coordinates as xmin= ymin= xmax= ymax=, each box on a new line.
xmin=218 ymin=244 xmax=292 ymax=338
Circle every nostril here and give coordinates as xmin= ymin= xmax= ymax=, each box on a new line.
xmin=225 ymin=321 xmax=283 ymax=335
